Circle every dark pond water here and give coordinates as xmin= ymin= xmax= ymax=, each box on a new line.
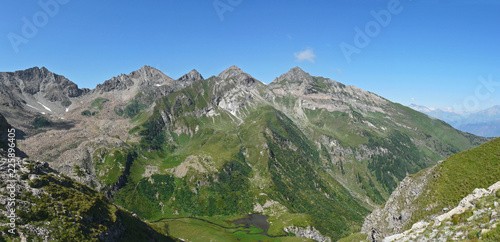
xmin=233 ymin=214 xmax=270 ymax=235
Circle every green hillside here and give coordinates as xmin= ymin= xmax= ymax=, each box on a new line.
xmin=407 ymin=137 xmax=500 ymax=228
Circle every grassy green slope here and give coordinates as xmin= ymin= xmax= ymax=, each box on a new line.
xmin=262 ymin=107 xmax=369 ymax=240
xmin=406 ymin=137 xmax=500 ymax=228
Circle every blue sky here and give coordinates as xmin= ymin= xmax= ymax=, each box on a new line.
xmin=1 ymin=0 xmax=499 ymax=112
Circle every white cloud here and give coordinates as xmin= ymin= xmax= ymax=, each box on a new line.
xmin=294 ymin=48 xmax=316 ymax=63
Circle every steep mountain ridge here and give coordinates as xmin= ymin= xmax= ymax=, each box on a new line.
xmin=269 ymin=67 xmax=388 ymax=114
xmin=92 ymin=65 xmax=189 ymax=101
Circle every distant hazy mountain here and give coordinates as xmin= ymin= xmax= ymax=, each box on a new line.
xmin=459 ymin=120 xmax=500 ymax=138
xmin=408 ymin=104 xmax=500 ymax=137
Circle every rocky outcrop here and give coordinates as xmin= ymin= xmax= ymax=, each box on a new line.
xmin=284 ymin=226 xmax=331 ymax=242
xmin=362 ymin=166 xmax=436 ymax=241
xmin=165 ymin=65 xmax=271 ymax=123
xmin=218 ymin=65 xmax=258 ymax=87
xmin=434 ymin=181 xmax=500 ymax=226
xmin=382 ymin=181 xmax=500 ymax=242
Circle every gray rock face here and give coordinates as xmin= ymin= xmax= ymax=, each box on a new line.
xmin=91 ymin=65 xmax=202 ymax=105
xmin=361 ymin=166 xmax=436 ymax=241
xmin=94 ymin=65 xmax=174 ymax=93
xmin=273 ymin=66 xmax=314 ymax=84
xmin=178 ymin=69 xmax=204 ymax=83
xmin=0 ymin=67 xmax=88 ymax=133
xmin=268 ymin=66 xmax=389 ymax=114
xmin=284 ymin=226 xmax=331 ymax=242
xmin=380 ymin=181 xmax=500 ymax=242
xmin=218 ymin=65 xmax=257 ymax=86
xmin=218 ymin=65 xmax=245 ymax=80
xmin=0 ymin=66 xmax=87 ymax=104
xmin=168 ymin=66 xmax=269 ymax=124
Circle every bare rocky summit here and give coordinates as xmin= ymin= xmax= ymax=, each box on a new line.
xmin=0 ymin=67 xmax=88 ymax=132
xmin=269 ymin=66 xmax=388 ymax=114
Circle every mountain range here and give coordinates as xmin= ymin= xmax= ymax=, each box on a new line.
xmin=0 ymin=66 xmax=490 ymax=241
xmin=409 ymin=104 xmax=500 ymax=137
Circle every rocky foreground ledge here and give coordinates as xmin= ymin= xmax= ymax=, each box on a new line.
xmin=362 ymin=179 xmax=500 ymax=242
xmin=383 ymin=181 xmax=500 ymax=241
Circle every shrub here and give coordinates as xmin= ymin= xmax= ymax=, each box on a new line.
xmin=81 ymin=110 xmax=97 ymax=117
xmin=74 ymin=165 xmax=85 ymax=177
xmin=114 ymin=106 xmax=124 ymax=116
xmin=31 ymin=116 xmax=51 ymax=129
xmin=125 ymin=100 xmax=147 ymax=118
xmin=81 ymin=110 xmax=92 ymax=116
xmin=61 ymin=100 xmax=72 ymax=107
xmin=91 ymin=98 xmax=109 ymax=110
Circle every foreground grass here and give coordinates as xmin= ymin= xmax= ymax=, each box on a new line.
xmin=338 ymin=232 xmax=368 ymax=242
xmin=152 ymin=217 xmax=310 ymax=242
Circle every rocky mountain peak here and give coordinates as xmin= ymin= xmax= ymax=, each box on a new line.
xmin=178 ymin=69 xmax=204 ymax=83
xmin=95 ymin=66 xmax=174 ymax=93
xmin=139 ymin=65 xmax=154 ymax=71
xmin=218 ymin=65 xmax=245 ymax=80
xmin=130 ymin=65 xmax=171 ymax=80
xmin=2 ymin=66 xmax=86 ymax=100
xmin=289 ymin=66 xmax=306 ymax=74
xmin=272 ymin=66 xmax=313 ymax=84
xmin=13 ymin=66 xmax=50 ymax=79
